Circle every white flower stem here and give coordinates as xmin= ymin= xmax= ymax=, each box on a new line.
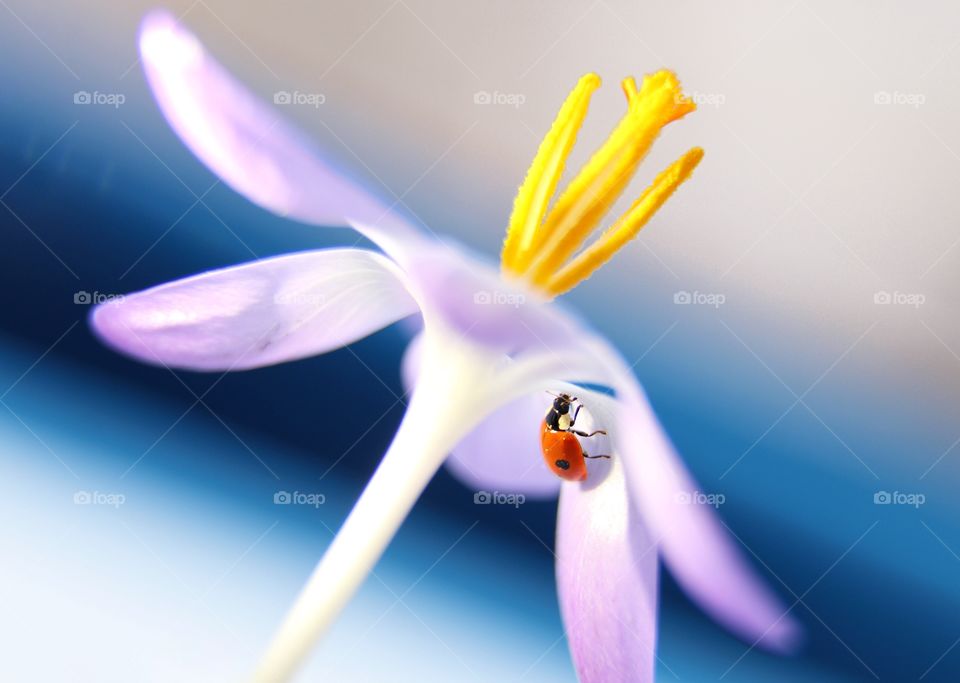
xmin=250 ymin=329 xmax=494 ymax=683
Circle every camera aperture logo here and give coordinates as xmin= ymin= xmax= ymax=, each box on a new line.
xmin=673 ymin=290 xmax=726 ymax=308
xmin=873 ymin=290 xmax=925 ymax=308
xmin=473 ymin=90 xmax=526 ymax=108
xmin=473 ymin=490 xmax=526 ymax=508
xmin=274 ymin=490 xmax=326 ymax=508
xmin=675 ymin=490 xmax=725 ymax=508
xmin=73 ymin=90 xmax=126 ymax=108
xmin=74 ymin=291 xmax=124 ymax=305
xmin=473 ymin=289 xmax=526 ymax=308
xmin=873 ymin=490 xmax=925 ymax=508
xmin=273 ymin=91 xmax=326 ymax=108
xmin=873 ymin=90 xmax=925 ymax=108
xmin=73 ymin=490 xmax=126 ymax=508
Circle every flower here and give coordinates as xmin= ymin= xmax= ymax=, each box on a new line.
xmin=92 ymin=11 xmax=800 ymax=682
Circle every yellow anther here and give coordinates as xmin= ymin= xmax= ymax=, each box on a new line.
xmin=622 ymin=76 xmax=640 ymax=104
xmin=501 ymin=73 xmax=601 ymax=275
xmin=525 ymin=71 xmax=695 ymax=287
xmin=542 ymin=147 xmax=704 ymax=297
xmin=501 ymin=70 xmax=701 ymax=297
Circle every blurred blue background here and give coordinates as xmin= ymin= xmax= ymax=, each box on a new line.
xmin=1 ymin=1 xmax=959 ymax=681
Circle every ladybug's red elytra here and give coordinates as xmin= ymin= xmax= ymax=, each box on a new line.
xmin=540 ymin=393 xmax=610 ymax=481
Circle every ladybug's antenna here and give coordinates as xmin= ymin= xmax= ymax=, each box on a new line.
xmin=546 ymin=391 xmax=578 ymax=403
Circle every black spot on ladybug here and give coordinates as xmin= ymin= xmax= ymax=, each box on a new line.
xmin=555 ymin=459 xmax=570 ymax=470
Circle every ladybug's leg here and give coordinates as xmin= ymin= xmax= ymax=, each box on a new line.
xmin=569 ymin=403 xmax=583 ymax=426
xmin=583 ymin=452 xmax=611 ymax=459
xmin=570 ymin=428 xmax=607 ymax=438
xmin=567 ymin=403 xmax=607 ymax=438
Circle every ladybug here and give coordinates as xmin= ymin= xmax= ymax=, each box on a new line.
xmin=541 ymin=393 xmax=610 ymax=481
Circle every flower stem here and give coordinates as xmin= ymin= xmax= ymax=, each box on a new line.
xmin=250 ymin=330 xmax=493 ymax=682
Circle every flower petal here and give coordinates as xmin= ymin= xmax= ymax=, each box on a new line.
xmin=91 ymin=249 xmax=418 ymax=371
xmin=139 ymin=10 xmax=416 ymax=237
xmin=613 ymin=372 xmax=802 ymax=653
xmin=533 ymin=335 xmax=801 ymax=652
xmin=139 ymin=6 xmax=588 ymax=364
xmin=252 ymin=317 xmax=552 ymax=681
xmin=401 ymin=333 xmax=561 ymax=498
xmin=557 ymin=455 xmax=659 ymax=683
xmin=363 ymin=231 xmax=598 ymax=358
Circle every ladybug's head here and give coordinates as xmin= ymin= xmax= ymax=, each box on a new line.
xmin=552 ymin=393 xmax=576 ymax=414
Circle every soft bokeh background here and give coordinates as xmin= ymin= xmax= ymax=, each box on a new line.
xmin=1 ymin=1 xmax=958 ymax=681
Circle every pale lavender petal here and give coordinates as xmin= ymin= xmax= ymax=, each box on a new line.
xmin=376 ymin=235 xmax=596 ymax=356
xmin=355 ymin=222 xmax=799 ymax=652
xmin=444 ymin=393 xmax=563 ymax=499
xmin=401 ymin=333 xmax=560 ymax=498
xmin=557 ymin=456 xmax=659 ymax=683
xmin=139 ymin=11 xmax=416 ymax=237
xmin=613 ymin=375 xmax=802 ymax=653
xmin=91 ymin=249 xmax=418 ymax=371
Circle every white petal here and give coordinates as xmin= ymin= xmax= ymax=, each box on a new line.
xmin=252 ymin=324 xmax=614 ymax=681
xmin=401 ymin=333 xmax=561 ymax=498
xmin=252 ymin=323 xmax=516 ymax=680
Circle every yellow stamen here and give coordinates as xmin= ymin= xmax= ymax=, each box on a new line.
xmin=524 ymin=71 xmax=695 ymax=286
xmin=501 ymin=73 xmax=601 ymax=275
xmin=542 ymin=147 xmax=704 ymax=297
xmin=500 ymin=69 xmax=702 ymax=298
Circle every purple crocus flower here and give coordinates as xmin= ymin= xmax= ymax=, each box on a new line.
xmin=92 ymin=11 xmax=800 ymax=682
